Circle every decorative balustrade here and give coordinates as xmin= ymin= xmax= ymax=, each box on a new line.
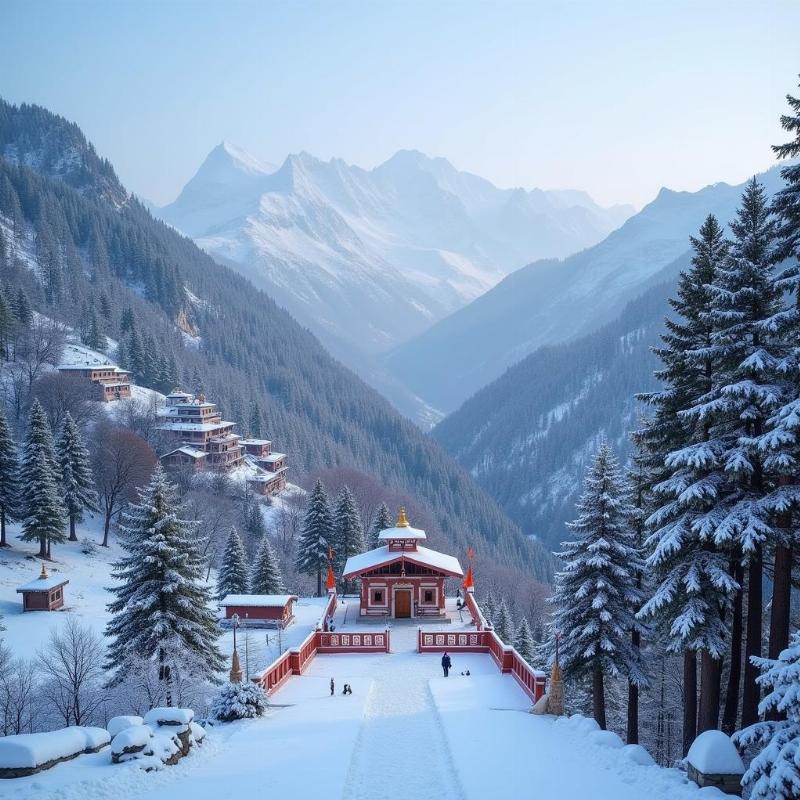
xmin=318 ymin=630 xmax=390 ymax=653
xmin=417 ymin=628 xmax=546 ymax=703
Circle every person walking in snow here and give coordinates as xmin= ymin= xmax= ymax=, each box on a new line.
xmin=441 ymin=652 xmax=452 ymax=677
xmin=330 ymin=678 xmax=335 ymax=696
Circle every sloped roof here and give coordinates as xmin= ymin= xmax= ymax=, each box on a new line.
xmin=220 ymin=594 xmax=298 ymax=607
xmin=343 ymin=545 xmax=463 ymax=579
xmin=378 ymin=524 xmax=426 ymax=541
xmin=17 ymin=574 xmax=69 ymax=592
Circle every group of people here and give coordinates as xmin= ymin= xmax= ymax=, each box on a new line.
xmin=330 ymin=678 xmax=352 ymax=696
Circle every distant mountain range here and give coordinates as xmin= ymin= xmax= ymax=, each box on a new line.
xmin=0 ymin=98 xmax=555 ymax=590
xmin=157 ymin=143 xmax=632 ymax=359
xmin=386 ymin=165 xmax=786 ymax=413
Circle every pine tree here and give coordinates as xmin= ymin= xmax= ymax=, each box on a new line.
xmin=248 ymin=401 xmax=262 ymax=437
xmin=698 ymin=178 xmax=782 ymax=729
xmin=0 ymin=407 xmax=18 ymax=547
xmin=332 ymin=486 xmax=364 ymax=592
xmin=514 ymin=617 xmax=535 ymax=664
xmin=552 ymin=441 xmax=647 ymax=730
xmin=734 ymin=630 xmax=800 ymax=799
xmin=20 ymin=399 xmax=65 ymax=558
xmin=295 ymin=479 xmax=333 ymax=596
xmin=482 ymin=590 xmax=497 ymax=627
xmin=105 ymin=466 xmax=224 ymax=694
xmin=250 ymin=534 xmax=285 ymax=594
xmin=57 ymin=413 xmax=98 ymax=542
xmin=495 ymin=597 xmax=514 ymax=644
xmin=758 ymin=81 xmax=800 ymax=696
xmin=367 ymin=502 xmax=392 ymax=550
xmin=637 ymin=214 xmax=737 ymax=748
xmin=216 ymin=526 xmax=250 ymax=601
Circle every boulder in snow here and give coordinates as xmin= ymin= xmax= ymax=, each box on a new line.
xmin=111 ymin=726 xmax=152 ymax=763
xmin=143 ymin=707 xmax=194 ymax=728
xmin=108 ymin=715 xmax=144 ymax=738
xmin=686 ymin=730 xmax=744 ymax=795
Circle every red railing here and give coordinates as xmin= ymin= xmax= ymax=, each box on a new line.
xmin=417 ymin=628 xmax=546 ymax=702
xmin=256 ymin=592 xmax=393 ymax=695
xmin=318 ymin=630 xmax=390 ymax=653
xmin=463 ymin=591 xmax=485 ymax=630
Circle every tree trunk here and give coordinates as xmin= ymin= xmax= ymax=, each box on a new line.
xmin=683 ymin=649 xmax=697 ymax=756
xmin=38 ymin=533 xmax=47 ymax=558
xmin=0 ymin=508 xmax=7 ymax=547
xmin=741 ymin=550 xmax=763 ymax=728
xmin=316 ymin=564 xmax=321 ymax=597
xmin=698 ymin=650 xmax=721 ymax=732
xmin=766 ymin=543 xmax=792 ymax=721
xmin=101 ymin=511 xmax=111 ymax=548
xmin=68 ymin=513 xmax=77 ymax=542
xmin=721 ymin=560 xmax=744 ymax=734
xmin=593 ymin=661 xmax=606 ymax=730
xmin=627 ymin=629 xmax=640 ymax=744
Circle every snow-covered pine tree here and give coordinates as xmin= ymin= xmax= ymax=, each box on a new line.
xmin=0 ymin=406 xmax=18 ymax=547
xmin=332 ymin=485 xmax=364 ymax=593
xmin=552 ymin=441 xmax=647 ymax=730
xmin=250 ymin=534 xmax=285 ymax=594
xmin=216 ymin=526 xmax=250 ymax=601
xmin=57 ymin=412 xmax=98 ymax=542
xmin=20 ymin=399 xmax=65 ymax=558
xmin=734 ymin=631 xmax=800 ymax=799
xmin=758 ymin=83 xmax=800 ymax=683
xmin=697 ymin=178 xmax=783 ymax=729
xmin=295 ymin=479 xmax=333 ymax=596
xmin=482 ymin=590 xmax=497 ymax=627
xmin=105 ymin=466 xmax=224 ymax=694
xmin=637 ymin=214 xmax=738 ymax=749
xmin=367 ymin=502 xmax=392 ymax=550
xmin=494 ymin=597 xmax=514 ymax=644
xmin=514 ymin=617 xmax=535 ymax=664
xmin=248 ymin=401 xmax=262 ymax=438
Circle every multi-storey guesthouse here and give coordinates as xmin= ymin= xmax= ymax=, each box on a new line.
xmin=157 ymin=390 xmax=245 ymax=471
xmin=157 ymin=390 xmax=289 ymax=496
xmin=57 ymin=363 xmax=132 ymax=401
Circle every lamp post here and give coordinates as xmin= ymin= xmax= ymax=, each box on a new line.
xmin=229 ymin=612 xmax=242 ymax=683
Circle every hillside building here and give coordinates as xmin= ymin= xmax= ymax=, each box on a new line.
xmin=17 ymin=564 xmax=69 ymax=612
xmin=157 ymin=392 xmax=288 ymax=495
xmin=56 ymin=363 xmax=131 ymax=402
xmin=343 ymin=508 xmax=463 ymax=619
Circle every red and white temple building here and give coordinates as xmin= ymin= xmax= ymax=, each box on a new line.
xmin=343 ymin=508 xmax=463 ymax=619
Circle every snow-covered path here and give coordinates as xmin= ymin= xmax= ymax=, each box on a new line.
xmin=342 ymin=628 xmax=464 ymax=800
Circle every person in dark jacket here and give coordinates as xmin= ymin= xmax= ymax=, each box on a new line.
xmin=441 ymin=652 xmax=452 ymax=677
xmin=330 ymin=678 xmax=335 ymax=696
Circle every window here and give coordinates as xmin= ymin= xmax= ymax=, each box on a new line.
xmin=372 ymin=589 xmax=384 ymax=604
xmin=423 ymin=590 xmax=434 ymax=604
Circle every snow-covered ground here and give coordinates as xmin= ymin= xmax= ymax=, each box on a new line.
xmin=1 ymin=623 xmax=729 ymax=800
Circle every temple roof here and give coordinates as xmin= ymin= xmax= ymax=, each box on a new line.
xmin=342 ymin=545 xmax=463 ymax=579
xmin=378 ymin=525 xmax=426 ymax=541
xmin=17 ymin=565 xmax=69 ymax=592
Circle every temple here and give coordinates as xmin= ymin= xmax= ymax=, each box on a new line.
xmin=342 ymin=508 xmax=463 ymax=619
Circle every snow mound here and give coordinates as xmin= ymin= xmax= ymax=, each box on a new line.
xmin=110 ymin=726 xmax=152 ymax=756
xmin=143 ymin=707 xmax=194 ymax=727
xmin=189 ymin=721 xmax=206 ymax=743
xmin=622 ymin=743 xmax=656 ymax=766
xmin=0 ymin=726 xmax=108 ymax=769
xmin=589 ymin=730 xmax=625 ymax=749
xmin=107 ymin=715 xmax=144 ymax=738
xmin=687 ymin=730 xmax=744 ymax=775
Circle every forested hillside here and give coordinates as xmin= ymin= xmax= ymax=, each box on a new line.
xmin=0 ymin=99 xmax=553 ymax=585
xmin=433 ymin=273 xmax=682 ymax=551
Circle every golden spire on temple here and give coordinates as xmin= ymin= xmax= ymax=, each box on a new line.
xmin=39 ymin=562 xmax=49 ymax=579
xmin=396 ymin=507 xmax=409 ymax=528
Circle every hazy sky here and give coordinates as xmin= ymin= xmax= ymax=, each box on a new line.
xmin=2 ymin=0 xmax=798 ymax=209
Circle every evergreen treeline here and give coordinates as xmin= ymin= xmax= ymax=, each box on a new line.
xmin=0 ymin=98 xmax=554 ymax=593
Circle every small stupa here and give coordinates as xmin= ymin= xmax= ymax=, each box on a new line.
xmin=548 ymin=635 xmax=565 ymax=716
xmin=229 ymin=648 xmax=242 ymax=684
